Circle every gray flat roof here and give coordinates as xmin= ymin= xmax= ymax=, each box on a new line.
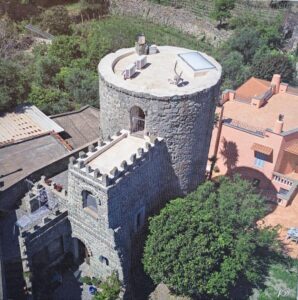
xmin=51 ymin=106 xmax=100 ymax=149
xmin=0 ymin=135 xmax=68 ymax=191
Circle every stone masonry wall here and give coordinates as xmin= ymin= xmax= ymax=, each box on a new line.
xmin=106 ymin=140 xmax=176 ymax=285
xmin=67 ymin=167 xmax=122 ymax=280
xmin=99 ymin=77 xmax=220 ymax=194
xmin=66 ymin=137 xmax=175 ymax=287
xmin=20 ymin=212 xmax=72 ymax=279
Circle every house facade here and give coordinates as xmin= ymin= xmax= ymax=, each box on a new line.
xmin=209 ymin=74 xmax=298 ymax=206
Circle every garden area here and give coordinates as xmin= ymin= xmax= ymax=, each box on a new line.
xmin=143 ymin=176 xmax=298 ymax=300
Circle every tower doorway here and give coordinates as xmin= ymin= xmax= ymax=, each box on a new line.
xmin=73 ymin=238 xmax=90 ymax=265
xmin=130 ymin=106 xmax=145 ymax=134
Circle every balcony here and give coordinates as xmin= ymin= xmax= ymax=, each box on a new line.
xmin=272 ymin=172 xmax=298 ymax=206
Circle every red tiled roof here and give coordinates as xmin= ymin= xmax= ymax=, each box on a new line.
xmin=235 ymin=77 xmax=271 ymax=101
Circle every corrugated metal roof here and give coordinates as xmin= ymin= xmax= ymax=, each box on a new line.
xmin=251 ymin=143 xmax=273 ymax=156
xmin=0 ymin=105 xmax=64 ymax=146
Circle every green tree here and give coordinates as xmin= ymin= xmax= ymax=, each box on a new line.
xmin=34 ymin=56 xmax=61 ymax=87
xmin=55 ymin=67 xmax=98 ymax=107
xmin=251 ymin=53 xmax=295 ymax=83
xmin=40 ymin=6 xmax=72 ymax=35
xmin=211 ymin=0 xmax=235 ymax=27
xmin=93 ymin=272 xmax=121 ymax=300
xmin=229 ymin=27 xmax=262 ymax=63
xmin=221 ymin=51 xmax=250 ymax=88
xmin=0 ymin=58 xmax=29 ymax=111
xmin=143 ymin=177 xmax=279 ymax=298
xmin=48 ymin=36 xmax=83 ymax=67
xmin=28 ymin=85 xmax=72 ymax=114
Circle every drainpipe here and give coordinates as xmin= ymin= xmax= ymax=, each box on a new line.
xmin=213 ymin=105 xmax=224 ymax=158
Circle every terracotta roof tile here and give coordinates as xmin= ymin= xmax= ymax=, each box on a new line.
xmin=235 ymin=77 xmax=271 ymax=101
xmin=251 ymin=143 xmax=273 ymax=156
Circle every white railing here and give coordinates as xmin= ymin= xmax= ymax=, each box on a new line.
xmin=272 ymin=172 xmax=294 ymax=188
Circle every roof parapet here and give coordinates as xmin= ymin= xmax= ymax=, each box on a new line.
xmin=69 ymin=130 xmax=163 ymax=188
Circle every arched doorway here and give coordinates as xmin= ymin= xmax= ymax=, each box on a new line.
xmin=130 ymin=106 xmax=145 ymax=134
xmin=73 ymin=238 xmax=90 ymax=265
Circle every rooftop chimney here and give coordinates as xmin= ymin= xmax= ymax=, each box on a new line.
xmin=271 ymin=74 xmax=281 ymax=94
xmin=273 ymin=114 xmax=284 ymax=134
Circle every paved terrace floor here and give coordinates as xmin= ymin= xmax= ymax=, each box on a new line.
xmin=88 ymin=134 xmax=148 ymax=174
xmin=261 ymin=194 xmax=298 ymax=258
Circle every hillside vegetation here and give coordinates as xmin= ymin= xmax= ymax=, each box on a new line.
xmin=0 ymin=1 xmax=297 ymax=114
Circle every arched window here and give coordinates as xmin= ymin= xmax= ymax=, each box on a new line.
xmin=99 ymin=255 xmax=109 ymax=266
xmin=130 ymin=106 xmax=145 ymax=134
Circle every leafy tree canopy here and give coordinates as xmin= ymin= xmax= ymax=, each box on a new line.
xmin=221 ymin=51 xmax=250 ymax=88
xmin=55 ymin=67 xmax=98 ymax=107
xmin=92 ymin=272 xmax=121 ymax=300
xmin=48 ymin=36 xmax=83 ymax=67
xmin=28 ymin=85 xmax=73 ymax=114
xmin=0 ymin=58 xmax=29 ymax=111
xmin=143 ymin=177 xmax=279 ymax=299
xmin=34 ymin=55 xmax=62 ymax=87
xmin=40 ymin=6 xmax=72 ymax=35
xmin=211 ymin=0 xmax=235 ymax=26
xmin=251 ymin=52 xmax=295 ymax=83
xmin=229 ymin=27 xmax=263 ymax=63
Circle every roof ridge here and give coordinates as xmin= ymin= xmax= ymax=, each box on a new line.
xmin=50 ymin=105 xmax=99 ymax=119
xmin=254 ymin=77 xmax=271 ymax=88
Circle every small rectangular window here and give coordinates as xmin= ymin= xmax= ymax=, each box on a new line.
xmin=82 ymin=190 xmax=99 ymax=218
xmin=254 ymin=158 xmax=265 ymax=168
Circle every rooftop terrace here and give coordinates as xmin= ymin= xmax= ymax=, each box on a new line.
xmin=70 ymin=130 xmax=162 ymax=187
xmin=223 ymin=91 xmax=298 ymax=133
xmin=88 ymin=134 xmax=148 ymax=174
xmin=99 ymin=46 xmax=221 ymax=97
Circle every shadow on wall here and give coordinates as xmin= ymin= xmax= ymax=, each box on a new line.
xmin=0 ymin=211 xmax=26 ymax=299
xmin=219 ymin=137 xmax=239 ymax=175
xmin=111 ymin=140 xmax=182 ymax=299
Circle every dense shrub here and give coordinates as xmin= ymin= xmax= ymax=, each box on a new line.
xmin=143 ymin=177 xmax=280 ymax=298
xmin=251 ymin=52 xmax=295 ymax=83
xmin=0 ymin=58 xmax=29 ymax=111
xmin=40 ymin=6 xmax=72 ymax=35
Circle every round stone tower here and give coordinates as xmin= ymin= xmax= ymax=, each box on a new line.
xmin=98 ymin=46 xmax=222 ymax=193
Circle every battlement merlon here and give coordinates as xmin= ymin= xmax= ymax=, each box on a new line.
xmin=68 ymin=130 xmax=163 ymax=188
